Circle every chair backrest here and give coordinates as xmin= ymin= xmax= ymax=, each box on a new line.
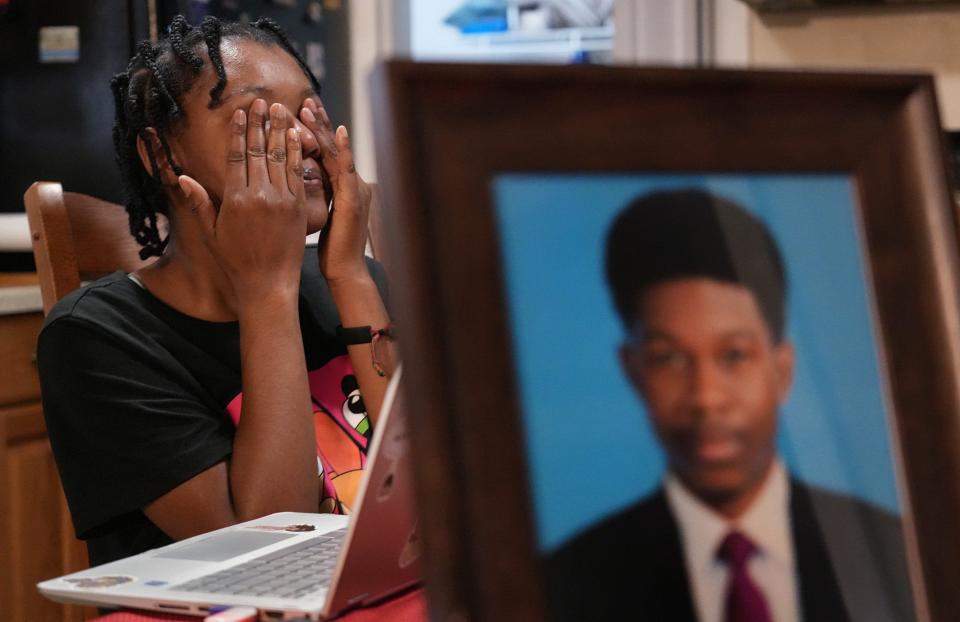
xmin=25 ymin=181 xmax=390 ymax=316
xmin=24 ymin=181 xmax=161 ymax=315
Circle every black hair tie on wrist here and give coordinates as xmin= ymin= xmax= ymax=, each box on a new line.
xmin=336 ymin=324 xmax=396 ymax=377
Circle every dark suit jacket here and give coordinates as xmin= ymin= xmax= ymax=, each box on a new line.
xmin=542 ymin=479 xmax=913 ymax=621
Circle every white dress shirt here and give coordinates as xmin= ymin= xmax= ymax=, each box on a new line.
xmin=664 ymin=459 xmax=799 ymax=622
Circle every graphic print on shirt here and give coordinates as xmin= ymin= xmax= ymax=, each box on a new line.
xmin=225 ymin=355 xmax=370 ymax=514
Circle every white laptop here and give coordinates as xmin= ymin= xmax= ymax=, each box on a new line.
xmin=38 ymin=368 xmax=420 ymax=620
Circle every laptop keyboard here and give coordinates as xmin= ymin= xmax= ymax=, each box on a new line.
xmin=171 ymin=527 xmax=347 ymax=599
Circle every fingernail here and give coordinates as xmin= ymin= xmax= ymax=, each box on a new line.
xmin=302 ymin=108 xmax=316 ymax=123
xmin=255 ymin=98 xmax=267 ymax=115
xmin=288 ymin=128 xmax=299 ymax=142
xmin=338 ymin=125 xmax=348 ymax=139
xmin=178 ymin=176 xmax=192 ymax=198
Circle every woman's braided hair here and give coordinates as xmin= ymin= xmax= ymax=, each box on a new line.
xmin=110 ymin=15 xmax=321 ymax=259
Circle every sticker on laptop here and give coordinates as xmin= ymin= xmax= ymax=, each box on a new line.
xmin=245 ymin=523 xmax=317 ymax=533
xmin=62 ymin=575 xmax=135 ymax=589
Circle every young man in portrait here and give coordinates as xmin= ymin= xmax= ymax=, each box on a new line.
xmin=542 ymin=189 xmax=913 ymax=622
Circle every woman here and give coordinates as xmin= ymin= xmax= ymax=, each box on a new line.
xmin=37 ymin=15 xmax=393 ymax=567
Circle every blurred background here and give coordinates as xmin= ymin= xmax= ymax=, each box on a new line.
xmin=4 ymin=2 xmax=960 ymax=619
xmin=4 ymin=0 xmax=960 ymax=270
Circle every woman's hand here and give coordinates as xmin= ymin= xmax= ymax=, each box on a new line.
xmin=178 ymin=99 xmax=307 ymax=304
xmin=299 ymin=98 xmax=371 ymax=284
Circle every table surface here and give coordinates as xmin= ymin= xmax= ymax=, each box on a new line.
xmin=90 ymin=587 xmax=427 ymax=622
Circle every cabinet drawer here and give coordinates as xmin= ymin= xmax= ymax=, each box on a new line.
xmin=0 ymin=312 xmax=43 ymax=406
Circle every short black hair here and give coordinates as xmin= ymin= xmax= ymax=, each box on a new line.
xmin=604 ymin=188 xmax=787 ymax=342
xmin=111 ymin=15 xmax=320 ymax=259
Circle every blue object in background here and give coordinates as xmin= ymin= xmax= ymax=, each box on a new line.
xmin=459 ymin=18 xmax=509 ymax=34
xmin=492 ymin=174 xmax=904 ymax=553
xmin=444 ymin=0 xmax=508 ymax=33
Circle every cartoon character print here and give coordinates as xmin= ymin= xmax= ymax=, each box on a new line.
xmin=225 ymin=355 xmax=371 ymax=515
xmin=341 ymin=375 xmax=371 ymax=441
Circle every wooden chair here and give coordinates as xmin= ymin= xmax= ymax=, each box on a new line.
xmin=21 ymin=181 xmax=152 ymax=620
xmin=24 ymin=181 xmax=389 ymax=316
xmin=23 ymin=181 xmax=161 ymax=315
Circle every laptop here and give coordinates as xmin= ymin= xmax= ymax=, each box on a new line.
xmin=38 ymin=368 xmax=420 ymax=620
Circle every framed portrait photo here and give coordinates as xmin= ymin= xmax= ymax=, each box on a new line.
xmin=373 ymin=63 xmax=960 ymax=622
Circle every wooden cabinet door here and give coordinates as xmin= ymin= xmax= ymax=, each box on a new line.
xmin=0 ymin=308 xmax=95 ymax=620
xmin=1 ymin=402 xmax=96 ymax=621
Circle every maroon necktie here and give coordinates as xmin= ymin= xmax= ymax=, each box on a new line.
xmin=717 ymin=531 xmax=773 ymax=622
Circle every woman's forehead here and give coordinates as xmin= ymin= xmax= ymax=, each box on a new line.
xmin=218 ymin=38 xmax=314 ymax=93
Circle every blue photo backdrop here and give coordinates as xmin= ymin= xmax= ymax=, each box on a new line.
xmin=492 ymin=174 xmax=904 ymax=554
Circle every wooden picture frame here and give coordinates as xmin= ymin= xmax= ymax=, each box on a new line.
xmin=372 ymin=62 xmax=960 ymax=621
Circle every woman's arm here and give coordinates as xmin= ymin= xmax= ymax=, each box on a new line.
xmin=145 ymin=100 xmax=318 ymax=539
xmin=301 ymin=99 xmax=395 ymax=425
xmin=328 ymin=274 xmax=392 ymax=428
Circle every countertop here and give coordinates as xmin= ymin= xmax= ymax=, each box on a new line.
xmin=0 ymin=213 xmax=31 ymax=252
xmin=0 ymin=274 xmax=43 ymax=315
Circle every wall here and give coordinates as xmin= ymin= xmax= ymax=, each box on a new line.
xmin=744 ymin=3 xmax=960 ymax=128
xmin=613 ymin=0 xmax=701 ymax=65
xmin=348 ymin=0 xmax=408 ymax=181
xmin=409 ymin=0 xmax=464 ymax=60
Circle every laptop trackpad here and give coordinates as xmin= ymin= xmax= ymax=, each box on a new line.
xmin=155 ymin=531 xmax=297 ymax=562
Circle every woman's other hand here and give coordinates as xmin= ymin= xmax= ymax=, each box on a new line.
xmin=299 ymin=98 xmax=371 ymax=284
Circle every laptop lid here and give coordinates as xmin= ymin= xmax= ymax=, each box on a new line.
xmin=323 ymin=365 xmax=421 ymax=615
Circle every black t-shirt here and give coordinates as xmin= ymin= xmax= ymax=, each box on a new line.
xmin=37 ymin=246 xmax=387 ymax=567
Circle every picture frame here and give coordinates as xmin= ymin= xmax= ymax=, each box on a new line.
xmin=372 ymin=61 xmax=960 ymax=621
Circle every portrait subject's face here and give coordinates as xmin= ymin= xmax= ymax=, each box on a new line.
xmin=620 ymin=278 xmax=794 ymax=515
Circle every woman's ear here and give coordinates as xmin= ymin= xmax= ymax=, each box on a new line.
xmin=135 ymin=128 xmax=179 ymax=186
